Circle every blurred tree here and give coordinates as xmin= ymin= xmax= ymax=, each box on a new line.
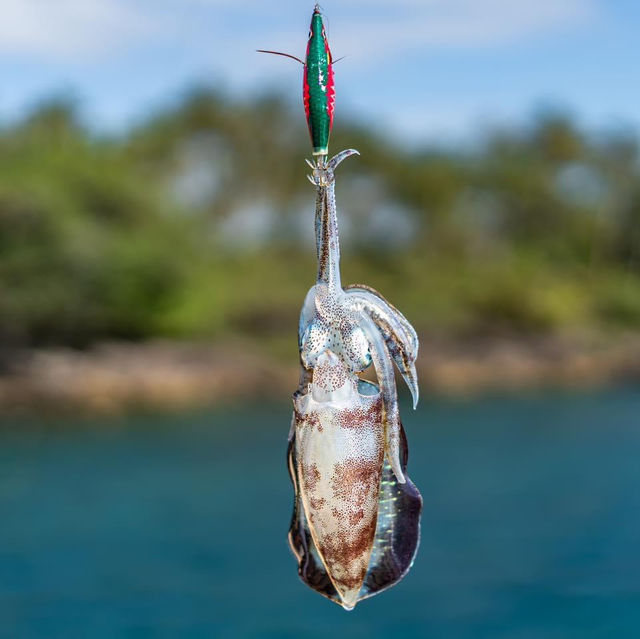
xmin=0 ymin=91 xmax=639 ymax=348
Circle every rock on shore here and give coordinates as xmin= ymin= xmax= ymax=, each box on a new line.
xmin=1 ymin=334 xmax=640 ymax=414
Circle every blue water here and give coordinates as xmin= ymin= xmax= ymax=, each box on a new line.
xmin=1 ymin=388 xmax=640 ymax=638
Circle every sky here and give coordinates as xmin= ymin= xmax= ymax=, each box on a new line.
xmin=0 ymin=0 xmax=637 ymax=144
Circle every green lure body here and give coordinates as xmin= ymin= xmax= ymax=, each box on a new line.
xmin=303 ymin=7 xmax=335 ymax=157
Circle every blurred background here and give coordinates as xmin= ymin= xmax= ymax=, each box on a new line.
xmin=1 ymin=1 xmax=640 ymax=637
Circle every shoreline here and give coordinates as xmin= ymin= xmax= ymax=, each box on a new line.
xmin=1 ymin=334 xmax=639 ymax=415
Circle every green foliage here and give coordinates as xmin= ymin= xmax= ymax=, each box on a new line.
xmin=1 ymin=92 xmax=639 ymax=349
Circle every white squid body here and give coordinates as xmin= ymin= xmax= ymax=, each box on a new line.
xmin=288 ymin=150 xmax=422 ymax=610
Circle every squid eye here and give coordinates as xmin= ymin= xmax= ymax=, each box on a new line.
xmin=308 ymin=29 xmax=313 ymax=39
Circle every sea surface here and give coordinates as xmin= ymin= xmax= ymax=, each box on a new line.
xmin=1 ymin=388 xmax=639 ymax=638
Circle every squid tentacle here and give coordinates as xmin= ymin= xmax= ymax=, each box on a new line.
xmin=345 ymin=284 xmax=419 ymax=408
xmin=344 ymin=284 xmax=418 ymax=358
xmin=358 ymin=311 xmax=405 ymax=483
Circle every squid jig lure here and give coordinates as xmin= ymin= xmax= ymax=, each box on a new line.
xmin=258 ymin=4 xmax=334 ymax=160
xmin=261 ymin=6 xmax=423 ymax=611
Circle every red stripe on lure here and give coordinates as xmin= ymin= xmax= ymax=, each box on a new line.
xmin=258 ymin=5 xmax=335 ymax=158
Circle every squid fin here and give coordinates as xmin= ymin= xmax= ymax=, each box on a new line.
xmin=360 ymin=423 xmax=422 ymax=600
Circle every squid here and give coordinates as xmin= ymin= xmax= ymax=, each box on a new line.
xmin=260 ymin=5 xmax=423 ymax=610
xmin=288 ymin=150 xmax=423 ymax=610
